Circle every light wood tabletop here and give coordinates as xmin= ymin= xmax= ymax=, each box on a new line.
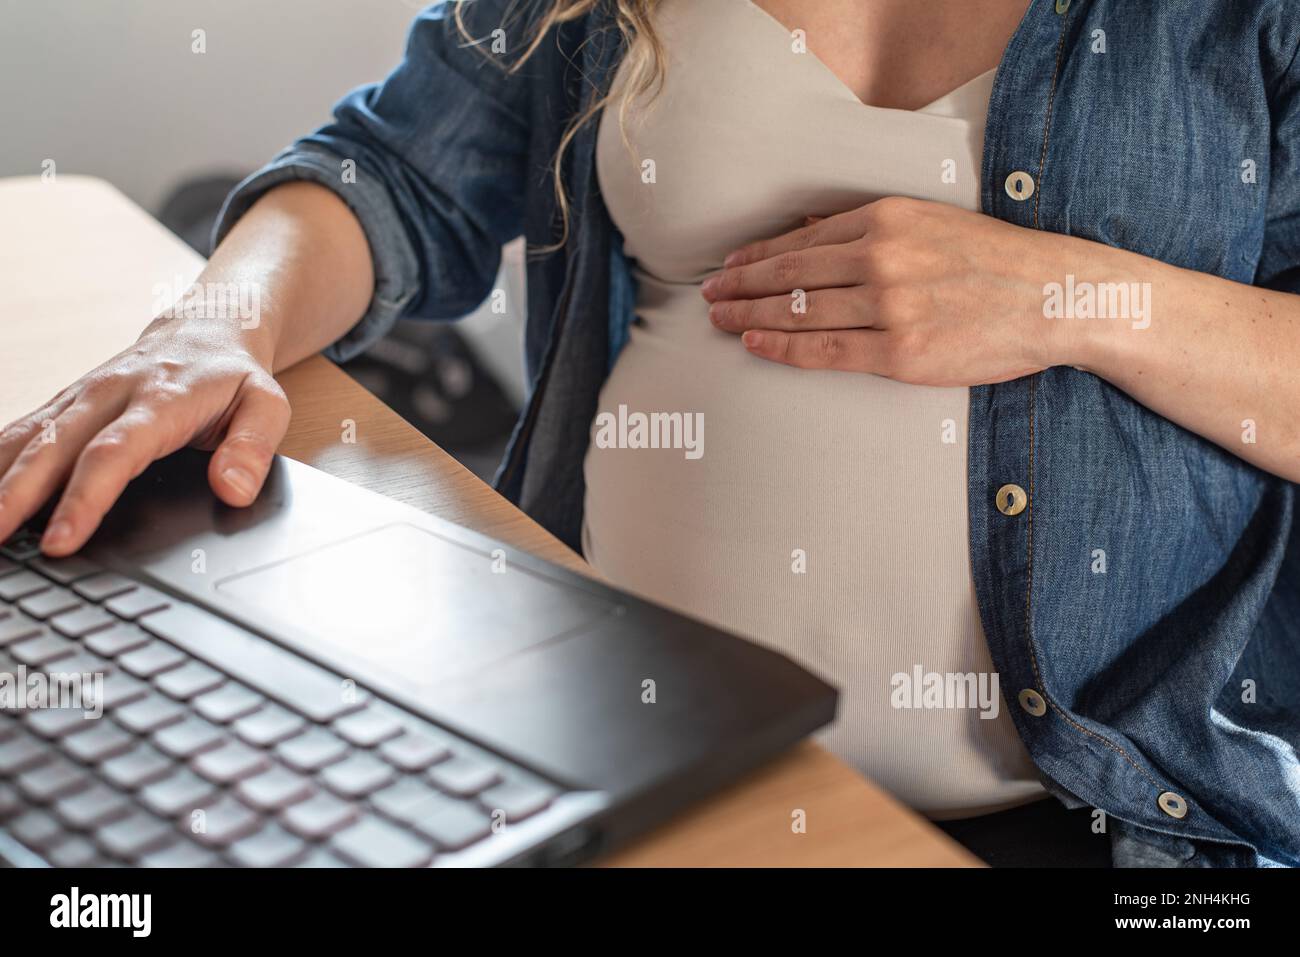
xmin=0 ymin=175 xmax=979 ymax=867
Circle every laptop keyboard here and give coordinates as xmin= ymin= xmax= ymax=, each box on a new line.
xmin=0 ymin=529 xmax=565 ymax=867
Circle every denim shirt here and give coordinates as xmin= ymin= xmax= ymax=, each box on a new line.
xmin=215 ymin=0 xmax=1300 ymax=867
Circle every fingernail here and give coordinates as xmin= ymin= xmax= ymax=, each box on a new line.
xmin=221 ymin=466 xmax=257 ymax=501
xmin=723 ymin=251 xmax=743 ymax=268
xmin=42 ymin=519 xmax=72 ymax=552
xmin=700 ymin=276 xmax=719 ymax=299
xmin=743 ymin=331 xmax=765 ymax=350
xmin=707 ymin=304 xmax=722 ymax=326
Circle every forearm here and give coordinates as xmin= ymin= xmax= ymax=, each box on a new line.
xmin=1059 ymin=247 xmax=1300 ymax=482
xmin=186 ymin=180 xmax=374 ymax=374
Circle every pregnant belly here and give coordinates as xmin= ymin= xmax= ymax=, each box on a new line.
xmin=583 ymin=283 xmax=975 ymax=625
xmin=580 ymin=280 xmax=1042 ymax=815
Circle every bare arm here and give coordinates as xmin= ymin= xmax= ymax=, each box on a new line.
xmin=1068 ymin=257 xmax=1300 ymax=482
xmin=209 ymin=180 xmax=374 ymax=372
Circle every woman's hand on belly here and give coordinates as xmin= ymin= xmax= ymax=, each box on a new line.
xmin=700 ymin=196 xmax=1088 ymax=387
xmin=701 ymin=195 xmax=1300 ymax=483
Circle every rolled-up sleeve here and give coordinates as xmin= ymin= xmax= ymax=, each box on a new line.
xmin=1257 ymin=18 xmax=1300 ymax=296
xmin=212 ymin=0 xmax=534 ymax=363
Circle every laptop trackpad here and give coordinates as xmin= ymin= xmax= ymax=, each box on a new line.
xmin=215 ymin=522 xmax=614 ymax=688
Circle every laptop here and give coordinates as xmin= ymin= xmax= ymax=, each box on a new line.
xmin=0 ymin=450 xmax=837 ymax=867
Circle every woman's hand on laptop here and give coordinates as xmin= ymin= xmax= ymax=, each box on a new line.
xmin=0 ymin=314 xmax=289 ymax=557
xmin=0 ymin=183 xmax=375 ymax=558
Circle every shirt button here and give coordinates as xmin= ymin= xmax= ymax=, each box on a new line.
xmin=996 ymin=483 xmax=1027 ymax=516
xmin=1018 ymin=689 xmax=1047 ymax=717
xmin=1055 ymin=0 xmax=1071 ymax=13
xmin=1158 ymin=791 xmax=1188 ymax=819
xmin=1004 ymin=171 xmax=1036 ymax=202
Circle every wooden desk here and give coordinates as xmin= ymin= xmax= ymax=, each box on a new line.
xmin=0 ymin=176 xmax=978 ymax=867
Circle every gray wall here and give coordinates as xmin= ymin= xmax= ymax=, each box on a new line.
xmin=0 ymin=0 xmax=414 ymax=210
xmin=0 ymin=0 xmax=527 ymax=403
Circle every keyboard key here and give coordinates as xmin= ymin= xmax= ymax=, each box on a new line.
xmin=0 ymin=782 xmax=22 ymax=818
xmin=478 ymin=780 xmax=557 ymax=823
xmin=187 ymin=796 xmax=261 ymax=848
xmin=193 ymin=683 xmax=264 ymax=724
xmin=410 ymin=799 xmax=493 ymax=851
xmin=96 ymin=809 xmax=175 ymax=860
xmin=9 ymin=632 xmax=75 ymax=666
xmin=84 ymin=622 xmax=151 ymax=657
xmin=295 ymin=847 xmax=347 ymax=868
xmin=333 ymin=709 xmax=403 ymax=748
xmin=139 ymin=768 xmax=217 ymax=818
xmin=233 ymin=705 xmax=305 ymax=747
xmin=0 ymin=614 xmax=43 ymax=646
xmin=84 ymin=672 xmax=149 ymax=711
xmin=25 ymin=707 xmax=96 ymax=739
xmin=105 ymin=586 xmax=171 ymax=621
xmin=428 ymin=756 xmax=501 ymax=798
xmin=0 ymin=732 xmax=50 ymax=775
xmin=275 ymin=728 xmax=348 ymax=773
xmin=10 ymin=808 xmax=65 ymax=851
xmin=53 ymin=784 xmax=131 ymax=829
xmin=100 ymin=744 xmax=175 ymax=790
xmin=371 ymin=777 xmax=446 ymax=825
xmin=29 ymin=555 xmax=102 ymax=585
xmin=72 ymin=572 xmax=137 ymax=603
xmin=0 ymin=571 xmax=52 ymax=602
xmin=1 ymin=532 xmax=41 ymax=562
xmin=319 ymin=753 xmax=395 ymax=798
xmin=117 ymin=640 xmax=188 ymax=678
xmin=281 ymin=791 xmax=358 ymax=839
xmin=154 ymin=661 xmax=223 ymax=700
xmin=45 ymin=650 xmax=110 ymax=678
xmin=141 ymin=604 xmax=364 ymax=722
xmin=227 ymin=823 xmax=308 ymax=867
xmin=18 ymin=586 xmax=83 ymax=620
xmin=0 ymin=555 xmax=21 ymax=577
xmin=153 ymin=717 xmax=227 ymax=759
xmin=115 ymin=694 xmax=187 ymax=734
xmin=331 ymin=816 xmax=433 ymax=868
xmin=49 ymin=605 xmax=117 ymax=638
xmin=379 ymin=731 xmax=451 ymax=772
xmin=140 ymin=841 xmax=220 ymax=868
xmin=236 ymin=766 xmax=313 ymax=811
xmin=15 ymin=756 xmax=90 ymax=802
xmin=46 ymin=835 xmax=103 ymax=867
xmin=61 ymin=721 xmax=135 ymax=763
xmin=192 ymin=741 xmax=270 ymax=784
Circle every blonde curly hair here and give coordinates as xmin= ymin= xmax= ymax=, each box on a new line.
xmin=454 ymin=0 xmax=666 ymax=250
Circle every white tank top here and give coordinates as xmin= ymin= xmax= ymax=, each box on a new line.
xmin=582 ymin=0 xmax=1044 ymax=818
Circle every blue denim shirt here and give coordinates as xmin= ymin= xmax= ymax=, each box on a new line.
xmin=215 ymin=0 xmax=1300 ymax=867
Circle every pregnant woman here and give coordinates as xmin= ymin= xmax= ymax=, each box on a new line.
xmin=2 ymin=0 xmax=1299 ymax=867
